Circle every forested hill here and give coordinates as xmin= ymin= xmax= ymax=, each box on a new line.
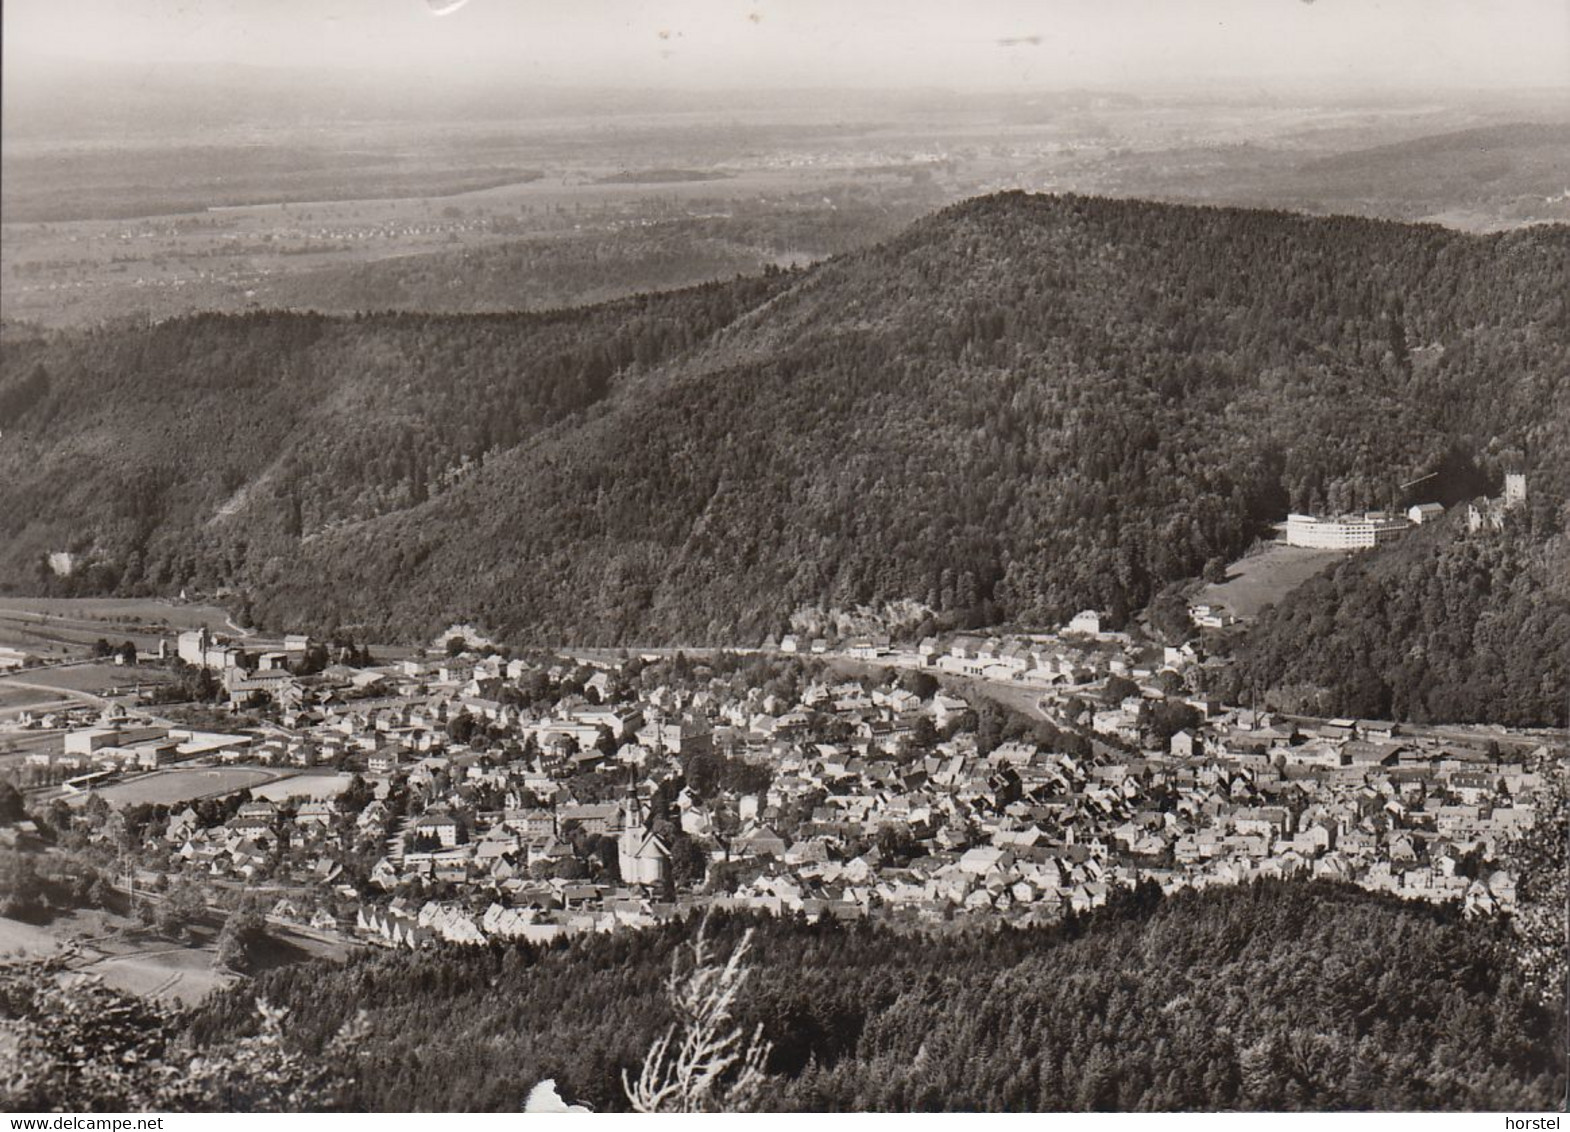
xmin=183 ymin=881 xmax=1561 ymax=1112
xmin=1 ymin=192 xmax=1566 ymax=647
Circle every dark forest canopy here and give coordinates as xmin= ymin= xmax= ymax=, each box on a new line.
xmin=2 ymin=193 xmax=1566 ymax=661
xmin=177 ymin=881 xmax=1560 ymax=1112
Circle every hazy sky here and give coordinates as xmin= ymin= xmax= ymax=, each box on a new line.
xmin=5 ymin=0 xmax=1568 ymax=90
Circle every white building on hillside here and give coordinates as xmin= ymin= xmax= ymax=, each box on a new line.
xmin=1066 ymin=610 xmax=1102 ymax=637
xmin=1285 ymin=512 xmax=1409 ymax=550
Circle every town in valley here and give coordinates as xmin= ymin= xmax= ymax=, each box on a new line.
xmin=3 ymin=0 xmax=1568 ymax=1112
xmin=3 ymin=499 xmax=1558 ymax=974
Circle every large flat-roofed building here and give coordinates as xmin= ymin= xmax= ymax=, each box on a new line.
xmin=64 ymin=728 xmax=123 ymax=756
xmin=1285 ymin=511 xmax=1410 ymax=550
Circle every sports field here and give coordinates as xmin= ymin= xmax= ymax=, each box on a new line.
xmin=85 ymin=765 xmax=282 ymax=808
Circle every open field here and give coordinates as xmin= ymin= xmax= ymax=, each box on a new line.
xmin=0 ymin=598 xmax=410 ymax=665
xmin=0 ymin=914 xmax=65 ymax=958
xmin=0 ymin=685 xmax=65 ymax=712
xmin=0 ymin=596 xmax=235 ymax=625
xmin=1 ymin=901 xmax=349 ymax=1006
xmin=0 ymin=662 xmax=169 ymax=696
xmin=82 ymin=765 xmax=284 ymax=808
xmin=0 ymin=616 xmax=141 ymax=659
xmin=0 ymin=596 xmax=241 ymax=656
xmin=0 ymin=910 xmax=236 ymax=1005
xmin=1197 ymin=543 xmax=1346 ymax=621
xmin=0 ymin=590 xmax=238 ymax=634
xmin=79 ymin=944 xmax=235 ymax=1005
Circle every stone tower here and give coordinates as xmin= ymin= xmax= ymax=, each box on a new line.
xmin=1504 ymin=473 xmax=1527 ymax=508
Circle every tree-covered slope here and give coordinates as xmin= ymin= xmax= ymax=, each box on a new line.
xmin=1219 ymin=502 xmax=1570 ymax=726
xmin=2 ymin=193 xmax=1566 ymax=648
xmin=180 ymin=882 xmax=1561 ymax=1112
xmin=0 ymin=278 xmax=786 ymax=601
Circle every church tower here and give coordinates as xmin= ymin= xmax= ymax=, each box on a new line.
xmin=618 ymin=790 xmax=669 ymax=887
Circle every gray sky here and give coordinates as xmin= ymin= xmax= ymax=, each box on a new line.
xmin=5 ymin=0 xmax=1568 ymax=90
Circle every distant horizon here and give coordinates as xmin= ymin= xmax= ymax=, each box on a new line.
xmin=6 ymin=48 xmax=1569 ymax=103
xmin=4 ymin=0 xmax=1568 ymax=95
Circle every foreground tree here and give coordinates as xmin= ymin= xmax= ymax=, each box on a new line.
xmin=621 ymin=920 xmax=773 ymax=1113
xmin=214 ymin=908 xmax=269 ymax=974
xmin=1502 ymin=770 xmax=1570 ymax=1001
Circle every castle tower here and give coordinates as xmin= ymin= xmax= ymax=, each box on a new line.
xmin=1504 ymin=473 xmax=1527 ymax=508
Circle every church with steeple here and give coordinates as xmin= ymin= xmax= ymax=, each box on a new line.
xmin=617 ymin=791 xmax=670 ymax=887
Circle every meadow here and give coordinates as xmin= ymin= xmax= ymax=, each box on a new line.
xmin=1196 ymin=544 xmax=1347 ymax=622
xmin=5 ymin=662 xmax=166 ymax=694
xmin=0 ymin=595 xmax=238 ymax=632
xmin=0 ymin=910 xmax=235 ymax=1006
xmin=0 ymin=685 xmax=65 ymax=711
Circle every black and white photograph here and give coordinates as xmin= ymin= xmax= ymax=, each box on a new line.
xmin=1 ymin=0 xmax=1567 ymax=1119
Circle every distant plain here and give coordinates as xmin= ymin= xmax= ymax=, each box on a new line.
xmin=4 ymin=85 xmax=1567 ymax=329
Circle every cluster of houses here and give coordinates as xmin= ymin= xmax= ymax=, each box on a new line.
xmin=45 ymin=623 xmax=1554 ymax=952
xmin=778 ymin=619 xmax=1140 ymax=689
xmin=163 ymin=797 xmax=346 ymax=887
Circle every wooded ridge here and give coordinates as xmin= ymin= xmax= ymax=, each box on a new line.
xmin=2 ymin=193 xmax=1565 ymax=719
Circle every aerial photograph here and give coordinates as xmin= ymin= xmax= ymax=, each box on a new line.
xmin=1 ymin=0 xmax=1567 ymax=1118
